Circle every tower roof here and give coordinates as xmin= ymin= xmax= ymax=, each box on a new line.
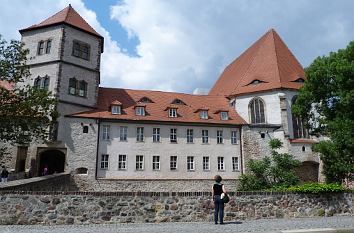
xmin=209 ymin=29 xmax=305 ymax=97
xmin=19 ymin=4 xmax=102 ymax=38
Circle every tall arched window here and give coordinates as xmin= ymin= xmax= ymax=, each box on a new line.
xmin=43 ymin=76 xmax=50 ymax=90
xmin=34 ymin=77 xmax=41 ymax=89
xmin=69 ymin=78 xmax=77 ymax=95
xmin=249 ymin=97 xmax=266 ymax=124
xmin=292 ymin=96 xmax=309 ymax=138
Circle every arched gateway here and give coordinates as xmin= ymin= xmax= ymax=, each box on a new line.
xmin=38 ymin=150 xmax=66 ymax=175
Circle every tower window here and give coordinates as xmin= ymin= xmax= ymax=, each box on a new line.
xmin=37 ymin=41 xmax=45 ymax=55
xmin=78 ymin=81 xmax=87 ymax=97
xmin=68 ymin=78 xmax=87 ymax=98
xmin=249 ymin=97 xmax=266 ymax=124
xmin=46 ymin=40 xmax=52 ymax=54
xmin=72 ymin=40 xmax=90 ymax=60
xmin=34 ymin=76 xmax=50 ymax=90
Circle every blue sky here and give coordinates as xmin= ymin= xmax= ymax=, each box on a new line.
xmin=0 ymin=0 xmax=353 ymax=94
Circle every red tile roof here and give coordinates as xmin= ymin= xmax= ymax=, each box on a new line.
xmin=69 ymin=87 xmax=246 ymax=125
xmin=209 ymin=29 xmax=305 ymax=97
xmin=20 ymin=5 xmax=102 ymax=38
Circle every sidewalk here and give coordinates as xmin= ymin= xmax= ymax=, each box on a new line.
xmin=0 ymin=216 xmax=353 ymax=233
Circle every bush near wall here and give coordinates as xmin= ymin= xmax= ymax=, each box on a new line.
xmin=270 ymin=183 xmax=349 ymax=194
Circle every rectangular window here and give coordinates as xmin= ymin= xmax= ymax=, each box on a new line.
xmin=232 ymin=157 xmax=239 ymax=171
xmin=170 ymin=156 xmax=177 ymax=170
xmin=187 ymin=129 xmax=193 ymax=143
xmin=169 ymin=108 xmax=177 ymax=117
xmin=217 ymin=157 xmax=225 ymax=171
xmin=231 ymin=130 xmax=238 ymax=144
xmin=202 ymin=130 xmax=209 ymax=144
xmin=112 ymin=105 xmax=121 ymax=115
xmin=136 ymin=155 xmax=144 ymax=171
xmin=200 ymin=110 xmax=208 ymax=119
xmin=203 ymin=156 xmax=210 ymax=171
xmin=120 ymin=126 xmax=128 ymax=141
xmin=72 ymin=40 xmax=90 ymax=60
xmin=153 ymin=128 xmax=160 ymax=142
xmin=152 ymin=156 xmax=160 ymax=170
xmin=136 ymin=127 xmax=144 ymax=142
xmin=118 ymin=154 xmax=127 ymax=170
xmin=187 ymin=156 xmax=195 ymax=171
xmin=102 ymin=125 xmax=110 ymax=140
xmin=217 ymin=130 xmax=223 ymax=144
xmin=37 ymin=41 xmax=44 ymax=55
xmin=220 ymin=111 xmax=229 ymax=120
xmin=45 ymin=40 xmax=52 ymax=54
xmin=78 ymin=81 xmax=87 ymax=97
xmin=135 ymin=106 xmax=145 ymax=116
xmin=100 ymin=154 xmax=109 ymax=169
xmin=170 ymin=128 xmax=177 ymax=143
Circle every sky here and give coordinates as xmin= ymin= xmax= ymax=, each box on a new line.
xmin=0 ymin=0 xmax=353 ymax=94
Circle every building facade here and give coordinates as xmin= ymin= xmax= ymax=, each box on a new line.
xmin=2 ymin=6 xmax=321 ymax=191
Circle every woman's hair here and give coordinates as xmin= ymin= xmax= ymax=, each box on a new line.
xmin=214 ymin=175 xmax=222 ymax=183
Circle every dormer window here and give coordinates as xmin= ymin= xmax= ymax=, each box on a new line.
xmin=111 ymin=105 xmax=121 ymax=115
xmin=169 ymin=108 xmax=177 ymax=118
xmin=200 ymin=110 xmax=208 ymax=119
xmin=171 ymin=99 xmax=186 ymax=105
xmin=135 ymin=106 xmax=145 ymax=116
xmin=248 ymin=79 xmax=266 ymax=85
xmin=220 ymin=111 xmax=229 ymax=120
xmin=293 ymin=78 xmax=305 ymax=83
xmin=139 ymin=97 xmax=153 ymax=103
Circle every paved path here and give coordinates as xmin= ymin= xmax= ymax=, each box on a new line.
xmin=0 ymin=216 xmax=353 ymax=233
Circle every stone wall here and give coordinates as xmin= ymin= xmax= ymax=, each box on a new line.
xmin=0 ymin=191 xmax=351 ymax=225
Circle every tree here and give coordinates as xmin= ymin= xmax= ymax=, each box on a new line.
xmin=238 ymin=139 xmax=301 ymax=191
xmin=292 ymin=41 xmax=354 ymax=183
xmin=0 ymin=35 xmax=57 ymax=159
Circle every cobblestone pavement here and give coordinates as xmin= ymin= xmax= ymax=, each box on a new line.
xmin=0 ymin=216 xmax=353 ymax=233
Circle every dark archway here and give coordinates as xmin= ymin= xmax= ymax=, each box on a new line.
xmin=39 ymin=150 xmax=65 ymax=176
xmin=295 ymin=161 xmax=319 ymax=183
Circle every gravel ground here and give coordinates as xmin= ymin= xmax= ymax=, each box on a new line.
xmin=0 ymin=216 xmax=353 ymax=233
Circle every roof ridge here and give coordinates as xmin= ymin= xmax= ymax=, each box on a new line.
xmin=64 ymin=4 xmax=71 ymax=22
xmin=271 ymin=30 xmax=283 ymax=87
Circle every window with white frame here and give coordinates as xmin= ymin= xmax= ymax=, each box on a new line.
xmin=203 ymin=156 xmax=210 ymax=171
xmin=187 ymin=156 xmax=195 ymax=171
xmin=170 ymin=156 xmax=177 ymax=170
xmin=170 ymin=128 xmax=177 ymax=143
xmin=120 ymin=126 xmax=128 ymax=141
xmin=200 ymin=110 xmax=208 ymax=119
xmin=136 ymin=155 xmax=144 ymax=171
xmin=100 ymin=154 xmax=109 ymax=169
xmin=232 ymin=157 xmax=239 ymax=171
xmin=217 ymin=156 xmax=225 ymax=171
xmin=111 ymin=105 xmax=121 ymax=115
xmin=118 ymin=154 xmax=127 ymax=170
xmin=153 ymin=128 xmax=160 ymax=142
xmin=152 ymin=156 xmax=160 ymax=170
xmin=202 ymin=130 xmax=209 ymax=144
xmin=220 ymin=111 xmax=229 ymax=120
xmin=135 ymin=106 xmax=145 ymax=116
xmin=34 ymin=76 xmax=50 ymax=90
xmin=217 ymin=130 xmax=223 ymax=144
xmin=187 ymin=129 xmax=194 ymax=143
xmin=231 ymin=130 xmax=238 ymax=144
xmin=136 ymin=127 xmax=144 ymax=142
xmin=102 ymin=125 xmax=110 ymax=140
xmin=169 ymin=108 xmax=177 ymax=118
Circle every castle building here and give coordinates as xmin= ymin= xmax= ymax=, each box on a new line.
xmin=4 ymin=5 xmax=320 ymax=191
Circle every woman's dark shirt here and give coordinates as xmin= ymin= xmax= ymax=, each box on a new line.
xmin=213 ymin=183 xmax=223 ymax=195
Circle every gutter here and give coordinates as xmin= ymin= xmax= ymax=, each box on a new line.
xmin=95 ymin=118 xmax=100 ymax=180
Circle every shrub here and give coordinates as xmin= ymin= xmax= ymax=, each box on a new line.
xmin=270 ymin=183 xmax=348 ymax=193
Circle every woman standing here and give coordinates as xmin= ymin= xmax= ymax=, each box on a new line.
xmin=212 ymin=175 xmax=227 ymax=224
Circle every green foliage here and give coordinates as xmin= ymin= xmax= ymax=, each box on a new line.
xmin=0 ymin=35 xmax=58 ymax=155
xmin=270 ymin=183 xmax=348 ymax=194
xmin=292 ymin=40 xmax=354 ymax=183
xmin=239 ymin=139 xmax=301 ymax=191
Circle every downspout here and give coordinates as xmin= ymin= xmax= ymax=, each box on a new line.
xmin=239 ymin=125 xmax=244 ymax=175
xmin=95 ymin=118 xmax=100 ymax=180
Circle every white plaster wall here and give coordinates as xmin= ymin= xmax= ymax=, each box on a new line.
xmin=21 ymin=26 xmax=63 ymax=66
xmin=62 ymin=26 xmax=102 ymax=70
xmin=97 ymin=122 xmax=242 ymax=180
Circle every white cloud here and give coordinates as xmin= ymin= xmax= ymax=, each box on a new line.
xmin=1 ymin=0 xmax=353 ymax=94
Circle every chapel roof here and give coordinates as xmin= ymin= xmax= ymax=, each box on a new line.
xmin=209 ymin=29 xmax=306 ymax=97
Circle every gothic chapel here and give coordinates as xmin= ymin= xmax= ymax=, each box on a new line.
xmin=5 ymin=5 xmax=320 ymax=191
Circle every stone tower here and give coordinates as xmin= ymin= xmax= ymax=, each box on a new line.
xmin=15 ymin=5 xmax=104 ymax=176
